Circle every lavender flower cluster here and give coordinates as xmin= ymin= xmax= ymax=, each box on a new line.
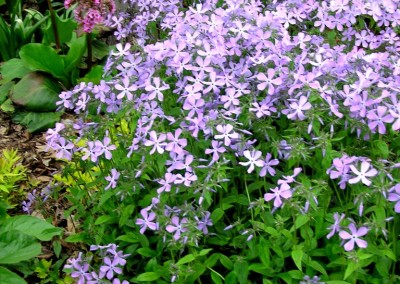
xmin=47 ymin=0 xmax=400 ymax=280
xmin=64 ymin=244 xmax=130 ymax=284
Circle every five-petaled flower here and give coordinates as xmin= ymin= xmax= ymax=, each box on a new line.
xmin=239 ymin=150 xmax=265 ymax=173
xmin=339 ymin=223 xmax=368 ymax=251
xmin=349 ymin=161 xmax=378 ymax=186
xmin=264 ymin=183 xmax=292 ymax=208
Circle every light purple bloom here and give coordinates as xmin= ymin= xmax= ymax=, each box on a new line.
xmin=327 ymin=212 xmax=345 ymax=239
xmin=339 ymin=223 xmax=368 ymax=251
xmin=166 ymin=216 xmax=188 ymax=241
xmin=239 ymin=150 xmax=265 ymax=173
xmin=99 ymin=257 xmax=123 ymax=280
xmin=349 ymin=161 xmax=378 ymax=186
xmin=136 ymin=209 xmax=158 ymax=234
xmin=105 ymin=169 xmax=120 ymax=190
xmin=388 ymin=184 xmax=400 ymax=213
xmin=264 ymin=183 xmax=292 ymax=208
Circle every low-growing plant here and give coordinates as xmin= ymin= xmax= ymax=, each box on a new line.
xmin=41 ymin=0 xmax=400 ymax=283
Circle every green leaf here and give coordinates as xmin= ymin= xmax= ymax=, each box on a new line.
xmin=0 ymin=230 xmax=41 ymax=264
xmin=95 ymin=215 xmax=115 ymax=225
xmin=344 ymin=261 xmax=359 ymax=280
xmin=211 ymin=208 xmax=224 ymax=223
xmin=210 ymin=270 xmax=224 ymax=284
xmin=65 ymin=232 xmax=87 ymax=243
xmin=91 ymin=39 xmax=110 ymax=60
xmin=10 ymin=72 xmax=61 ymax=111
xmin=199 ymin=248 xmax=212 ymax=256
xmin=307 ymin=260 xmax=327 ymax=276
xmin=0 ymin=81 xmax=14 ymax=104
xmin=64 ymin=33 xmax=86 ymax=76
xmin=325 ymin=281 xmax=351 ymax=284
xmin=137 ymin=248 xmax=157 ymax=258
xmin=119 ymin=204 xmax=135 ymax=227
xmin=19 ymin=43 xmax=68 ymax=85
xmin=0 ymin=266 xmax=27 ymax=284
xmin=0 ymin=58 xmax=30 ymax=83
xmin=295 ymin=215 xmax=309 ymax=229
xmin=2 ymin=215 xmax=61 ymax=241
xmin=373 ymin=140 xmax=389 ymax=159
xmin=116 ymin=232 xmax=138 ymax=243
xmin=291 ymin=247 xmax=303 ymax=271
xmin=176 ymin=254 xmax=196 ymax=265
xmin=42 ymin=13 xmax=77 ymax=45
xmin=0 ymin=98 xmax=14 ymax=112
xmin=78 ymin=65 xmax=104 ymax=85
xmin=135 ymin=272 xmax=161 ymax=282
xmin=234 ymin=260 xmax=249 ymax=284
xmin=12 ymin=111 xmax=62 ymax=133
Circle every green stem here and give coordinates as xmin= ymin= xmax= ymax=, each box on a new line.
xmin=244 ymin=176 xmax=254 ymax=221
xmin=46 ymin=0 xmax=60 ymax=49
xmin=87 ymin=33 xmax=93 ymax=72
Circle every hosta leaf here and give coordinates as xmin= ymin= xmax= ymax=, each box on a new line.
xmin=0 ymin=58 xmax=30 ymax=83
xmin=2 ymin=215 xmax=62 ymax=241
xmin=19 ymin=43 xmax=67 ymax=84
xmin=0 ymin=266 xmax=27 ymax=284
xmin=0 ymin=230 xmax=41 ymax=264
xmin=10 ymin=72 xmax=61 ymax=111
xmin=12 ymin=111 xmax=62 ymax=133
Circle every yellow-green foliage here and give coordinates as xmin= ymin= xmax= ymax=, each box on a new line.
xmin=0 ymin=148 xmax=26 ymax=202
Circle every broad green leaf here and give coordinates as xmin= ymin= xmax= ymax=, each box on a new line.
xmin=0 ymin=266 xmax=27 ymax=284
xmin=64 ymin=33 xmax=86 ymax=76
xmin=10 ymin=72 xmax=61 ymax=111
xmin=210 ymin=270 xmax=224 ymax=284
xmin=176 ymin=254 xmax=195 ymax=265
xmin=0 ymin=58 xmax=30 ymax=83
xmin=0 ymin=98 xmax=14 ymax=112
xmin=135 ymin=272 xmax=161 ymax=282
xmin=19 ymin=43 xmax=68 ymax=85
xmin=12 ymin=111 xmax=62 ymax=133
xmin=42 ymin=13 xmax=77 ymax=45
xmin=0 ymin=81 xmax=13 ymax=104
xmin=95 ymin=215 xmax=115 ymax=225
xmin=234 ymin=260 xmax=249 ymax=284
xmin=291 ymin=247 xmax=303 ymax=271
xmin=295 ymin=215 xmax=309 ymax=229
xmin=373 ymin=140 xmax=389 ymax=159
xmin=2 ymin=215 xmax=61 ymax=241
xmin=78 ymin=65 xmax=104 ymax=85
xmin=65 ymin=232 xmax=88 ymax=243
xmin=119 ymin=204 xmax=135 ymax=227
xmin=344 ymin=261 xmax=359 ymax=280
xmin=136 ymin=248 xmax=157 ymax=258
xmin=199 ymin=248 xmax=212 ymax=256
xmin=0 ymin=230 xmax=41 ymax=264
xmin=211 ymin=208 xmax=224 ymax=223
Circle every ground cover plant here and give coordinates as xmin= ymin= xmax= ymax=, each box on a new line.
xmin=24 ymin=0 xmax=400 ymax=283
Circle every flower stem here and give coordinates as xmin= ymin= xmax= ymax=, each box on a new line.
xmin=86 ymin=33 xmax=93 ymax=72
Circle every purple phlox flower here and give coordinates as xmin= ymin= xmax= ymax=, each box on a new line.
xmin=214 ymin=124 xmax=240 ymax=146
xmin=174 ymin=172 xmax=198 ymax=187
xmin=144 ymin=131 xmax=167 ymax=154
xmin=367 ymin=106 xmax=394 ymax=134
xmin=112 ymin=279 xmax=130 ymax=284
xmin=105 ymin=93 xmax=122 ymax=113
xmin=389 ymin=102 xmax=400 ymax=131
xmin=115 ymin=76 xmax=137 ymax=100
xmin=327 ymin=212 xmax=345 ymax=239
xmin=136 ymin=209 xmax=158 ymax=234
xmin=112 ymin=43 xmax=131 ymax=57
xmin=46 ymin=123 xmax=65 ymax=146
xmin=57 ymin=91 xmax=74 ymax=109
xmin=74 ymin=92 xmax=90 ymax=113
xmin=99 ymin=257 xmax=123 ymax=280
xmin=230 ymin=20 xmax=251 ymax=39
xmin=145 ymin=77 xmax=169 ymax=101
xmin=82 ymin=141 xmax=102 ymax=163
xmin=196 ymin=211 xmax=213 ymax=234
xmin=355 ymin=30 xmax=370 ymax=48
xmin=157 ymin=173 xmax=176 ymax=194
xmin=95 ymin=136 xmax=116 ymax=160
xmin=239 ymin=150 xmax=265 ymax=173
xmin=282 ymin=95 xmax=312 ymax=121
xmin=277 ymin=140 xmax=291 ymax=160
xmin=279 ymin=167 xmax=302 ymax=184
xmin=202 ymin=71 xmax=225 ymax=94
xmin=105 ymin=169 xmax=120 ymax=190
xmin=387 ymin=184 xmax=400 ymax=213
xmin=249 ymin=97 xmax=277 ymax=118
xmin=264 ymin=183 xmax=292 ymax=208
xmin=52 ymin=137 xmax=75 ymax=160
xmin=256 ymin=69 xmax=283 ymax=95
xmin=327 ymin=155 xmax=357 ymax=189
xmin=165 ymin=128 xmax=187 ymax=155
xmin=172 ymin=154 xmax=194 ymax=172
xmin=166 ymin=216 xmax=188 ymax=240
xmin=259 ymin=153 xmax=279 ymax=177
xmin=300 ymin=275 xmax=325 ymax=284
xmin=205 ymin=140 xmax=226 ymax=162
xmin=339 ymin=223 xmax=369 ymax=251
xmin=349 ymin=161 xmax=378 ymax=186
xmin=183 ymin=97 xmax=205 ymax=118
xmin=70 ymin=261 xmax=92 ymax=284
